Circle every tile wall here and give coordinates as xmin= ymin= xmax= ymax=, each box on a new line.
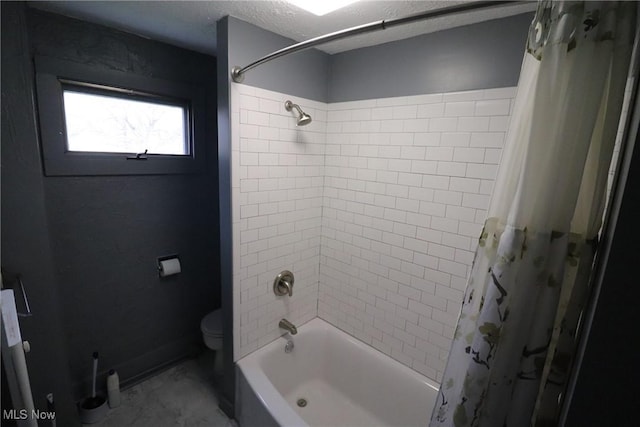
xmin=231 ymin=84 xmax=327 ymax=359
xmin=231 ymin=83 xmax=518 ymax=379
xmin=319 ymin=88 xmax=516 ymax=381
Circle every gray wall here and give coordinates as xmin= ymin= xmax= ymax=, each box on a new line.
xmin=227 ymin=16 xmax=330 ymax=102
xmin=215 ymin=16 xmax=235 ymax=417
xmin=1 ymin=3 xmax=79 ymax=424
xmin=329 ymin=13 xmax=533 ymax=102
xmin=223 ymin=13 xmax=531 ymax=103
xmin=565 ymin=78 xmax=640 ymax=427
xmin=3 ymin=6 xmax=220 ymax=411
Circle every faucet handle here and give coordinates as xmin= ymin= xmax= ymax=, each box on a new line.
xmin=274 ymin=270 xmax=294 ymax=297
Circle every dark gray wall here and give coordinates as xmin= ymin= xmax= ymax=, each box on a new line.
xmin=6 ymin=7 xmax=220 ymax=405
xmin=215 ymin=16 xmax=235 ymax=418
xmin=328 ymin=13 xmax=533 ymax=102
xmin=227 ymin=16 xmax=330 ymax=102
xmin=565 ymin=78 xmax=639 ymax=427
xmin=1 ymin=3 xmax=79 ymax=424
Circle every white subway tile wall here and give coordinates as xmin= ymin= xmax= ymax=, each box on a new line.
xmin=231 ymin=84 xmax=327 ymax=359
xmin=231 ymin=84 xmax=517 ymax=379
xmin=319 ymin=87 xmax=516 ymax=381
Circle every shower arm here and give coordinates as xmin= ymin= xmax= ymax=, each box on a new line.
xmin=285 ymin=100 xmax=304 ymax=116
xmin=292 ymin=104 xmax=304 ymax=115
xmin=231 ymin=1 xmax=513 ymax=83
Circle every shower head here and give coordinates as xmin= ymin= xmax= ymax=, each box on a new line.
xmin=284 ymin=100 xmax=312 ymax=126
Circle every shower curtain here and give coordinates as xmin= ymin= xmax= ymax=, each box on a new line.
xmin=429 ymin=2 xmax=636 ymax=426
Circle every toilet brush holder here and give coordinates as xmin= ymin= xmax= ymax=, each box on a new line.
xmin=79 ymin=395 xmax=108 ymax=424
xmin=78 ymin=351 xmax=108 ymax=424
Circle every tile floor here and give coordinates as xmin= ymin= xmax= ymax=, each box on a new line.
xmin=84 ymin=355 xmax=235 ymax=427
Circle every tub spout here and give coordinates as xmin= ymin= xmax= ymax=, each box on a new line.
xmin=279 ymin=318 xmax=297 ymax=335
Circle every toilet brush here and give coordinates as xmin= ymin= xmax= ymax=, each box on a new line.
xmin=79 ymin=352 xmax=108 ymax=423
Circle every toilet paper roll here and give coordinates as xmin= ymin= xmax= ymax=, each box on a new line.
xmin=159 ymin=258 xmax=181 ymax=277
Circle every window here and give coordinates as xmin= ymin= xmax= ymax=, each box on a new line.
xmin=35 ymin=57 xmax=206 ymax=176
xmin=63 ymin=86 xmax=189 ymax=155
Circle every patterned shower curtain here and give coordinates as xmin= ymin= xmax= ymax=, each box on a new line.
xmin=429 ymin=2 xmax=636 ymax=426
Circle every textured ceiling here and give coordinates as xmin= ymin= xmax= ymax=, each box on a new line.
xmin=29 ymin=1 xmax=536 ymax=55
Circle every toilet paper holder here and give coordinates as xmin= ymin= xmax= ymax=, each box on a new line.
xmin=157 ymin=255 xmax=181 ymax=277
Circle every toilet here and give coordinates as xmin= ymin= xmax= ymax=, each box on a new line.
xmin=200 ymin=309 xmax=223 ymax=376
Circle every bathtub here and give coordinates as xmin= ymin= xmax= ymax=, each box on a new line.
xmin=236 ymin=318 xmax=439 ymax=427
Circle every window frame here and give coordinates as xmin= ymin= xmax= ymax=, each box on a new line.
xmin=35 ymin=56 xmax=206 ymax=176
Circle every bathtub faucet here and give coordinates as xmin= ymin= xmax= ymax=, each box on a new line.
xmin=279 ymin=318 xmax=297 ymax=335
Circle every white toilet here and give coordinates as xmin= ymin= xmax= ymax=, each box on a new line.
xmin=200 ymin=309 xmax=223 ymax=376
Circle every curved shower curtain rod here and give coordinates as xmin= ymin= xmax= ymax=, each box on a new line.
xmin=231 ymin=0 xmax=513 ymax=83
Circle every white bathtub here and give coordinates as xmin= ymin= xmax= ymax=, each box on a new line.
xmin=237 ymin=318 xmax=439 ymax=427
